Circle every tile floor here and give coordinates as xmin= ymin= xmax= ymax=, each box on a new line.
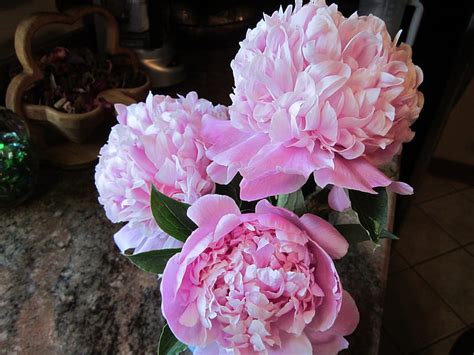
xmin=382 ymin=172 xmax=474 ymax=354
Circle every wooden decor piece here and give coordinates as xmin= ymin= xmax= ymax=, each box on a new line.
xmin=6 ymin=6 xmax=150 ymax=168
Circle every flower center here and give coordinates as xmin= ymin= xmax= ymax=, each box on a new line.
xmin=193 ymin=222 xmax=321 ymax=351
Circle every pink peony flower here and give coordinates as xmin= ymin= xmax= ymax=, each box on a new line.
xmin=95 ymin=92 xmax=227 ymax=253
xmin=203 ymin=0 xmax=423 ymax=206
xmin=161 ymin=195 xmax=359 ymax=354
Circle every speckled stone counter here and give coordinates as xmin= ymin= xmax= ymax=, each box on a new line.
xmin=1 ymin=169 xmax=164 ymax=354
xmin=0 ymin=167 xmax=392 ymax=354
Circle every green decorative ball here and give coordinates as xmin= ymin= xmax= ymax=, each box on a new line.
xmin=0 ymin=107 xmax=38 ymax=206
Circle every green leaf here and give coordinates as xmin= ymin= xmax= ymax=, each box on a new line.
xmin=158 ymin=323 xmax=188 ymax=355
xmin=380 ymin=229 xmax=399 ymax=240
xmin=277 ymin=189 xmax=307 ymax=216
xmin=335 ymin=224 xmax=370 ymax=244
xmin=126 ymin=248 xmax=181 ymax=274
xmin=150 ymin=186 xmax=197 ymax=242
xmin=349 ymin=187 xmax=388 ymax=242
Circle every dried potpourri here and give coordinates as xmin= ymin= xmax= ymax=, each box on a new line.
xmin=23 ymin=47 xmax=146 ymax=114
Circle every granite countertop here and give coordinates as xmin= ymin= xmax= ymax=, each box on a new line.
xmin=0 ymin=167 xmax=392 ymax=354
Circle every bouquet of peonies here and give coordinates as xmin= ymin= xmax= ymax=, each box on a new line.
xmin=95 ymin=1 xmax=423 ymax=353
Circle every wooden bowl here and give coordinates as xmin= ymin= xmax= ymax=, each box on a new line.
xmin=6 ymin=6 xmax=151 ymax=167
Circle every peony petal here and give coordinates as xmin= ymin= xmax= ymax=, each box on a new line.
xmin=307 ymin=242 xmax=343 ymax=332
xmin=307 ymin=331 xmax=349 ymax=355
xmin=179 ymin=302 xmax=200 ymax=327
xmin=202 ymin=117 xmax=250 ymax=158
xmin=211 ymin=133 xmax=269 ymax=168
xmin=114 ymin=103 xmax=128 ymax=124
xmin=299 ymin=213 xmax=349 ymax=259
xmin=187 ymin=195 xmax=241 ymax=228
xmin=155 ymin=158 xmax=179 ymax=186
xmin=319 ymin=101 xmax=339 ymax=142
xmin=328 ymin=186 xmax=351 ymax=212
xmin=193 ymin=342 xmax=231 ymax=355
xmin=135 ymin=231 xmax=182 ymax=253
xmin=269 ymin=109 xmax=293 ymax=142
xmin=240 ymin=172 xmax=307 ymax=201
xmin=313 ymin=156 xmax=394 ymax=193
xmin=387 ymin=181 xmax=414 ymax=195
xmin=242 ymin=144 xmax=319 ymax=181
xmin=113 ymin=223 xmax=145 ymax=253
xmin=213 ymin=213 xmax=243 ymax=241
xmin=306 ymin=291 xmax=359 ymax=354
xmin=268 ymin=332 xmax=313 ymax=355
xmin=201 ymin=116 xmax=235 ymax=145
xmin=176 ymin=228 xmax=213 ymax=279
xmin=379 ymin=72 xmax=405 ymax=88
xmin=255 ymin=199 xmax=300 ymax=224
xmin=161 ymin=254 xmax=209 ymax=346
xmin=257 ymin=213 xmax=307 ymax=244
xmin=330 ymin=290 xmax=360 ymax=336
xmin=206 ymin=162 xmax=239 ymax=185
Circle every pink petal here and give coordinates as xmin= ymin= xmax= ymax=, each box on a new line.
xmin=311 ymin=144 xmax=336 ymax=170
xmin=256 ymin=213 xmax=307 ymax=243
xmin=114 ymin=222 xmax=182 ymax=254
xmin=379 ymin=72 xmax=405 ymax=88
xmin=307 ymin=61 xmax=347 ymax=83
xmin=187 ymin=195 xmax=241 ymax=228
xmin=213 ymin=213 xmax=243 ymax=241
xmin=299 ymin=213 xmax=349 ymax=259
xmin=342 ymin=31 xmax=379 ymax=68
xmin=179 ymin=302 xmax=200 ymax=327
xmin=160 ymin=253 xmax=181 ymax=302
xmin=328 ymin=186 xmax=351 ymax=212
xmin=114 ymin=223 xmax=145 ymax=253
xmin=160 ymin=254 xmax=215 ymax=346
xmin=161 ymin=254 xmax=207 ymax=346
xmin=308 ymin=246 xmax=342 ymax=332
xmin=136 ymin=232 xmax=182 ymax=253
xmin=211 ymin=133 xmax=269 ymax=168
xmin=306 ymin=291 xmax=359 ymax=353
xmin=313 ymin=156 xmax=394 ymax=193
xmin=177 ymin=228 xmax=213 ymax=277
xmin=202 ymin=117 xmax=250 ymax=158
xmin=330 ymin=291 xmax=360 ymax=336
xmin=242 ymin=144 xmax=319 ymax=180
xmin=387 ymin=181 xmax=414 ymax=195
xmin=268 ymin=332 xmax=313 ymax=355
xmin=304 ymin=103 xmax=321 ymax=131
xmin=319 ymin=101 xmax=338 ymax=142
xmin=193 ymin=342 xmax=229 ymax=355
xmin=269 ymin=109 xmax=293 ymax=142
xmin=155 ymin=158 xmax=179 ymax=186
xmin=336 ymin=140 xmax=365 ymax=160
xmin=255 ymin=199 xmax=300 ymax=222
xmin=206 ymin=161 xmax=239 ymax=185
xmin=240 ymin=172 xmax=307 ymax=201
xmin=316 ymin=76 xmax=348 ymax=101
xmin=201 ymin=114 xmax=236 ymax=144
xmin=114 ymin=104 xmax=128 ymax=124
xmin=307 ymin=331 xmax=349 ymax=354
